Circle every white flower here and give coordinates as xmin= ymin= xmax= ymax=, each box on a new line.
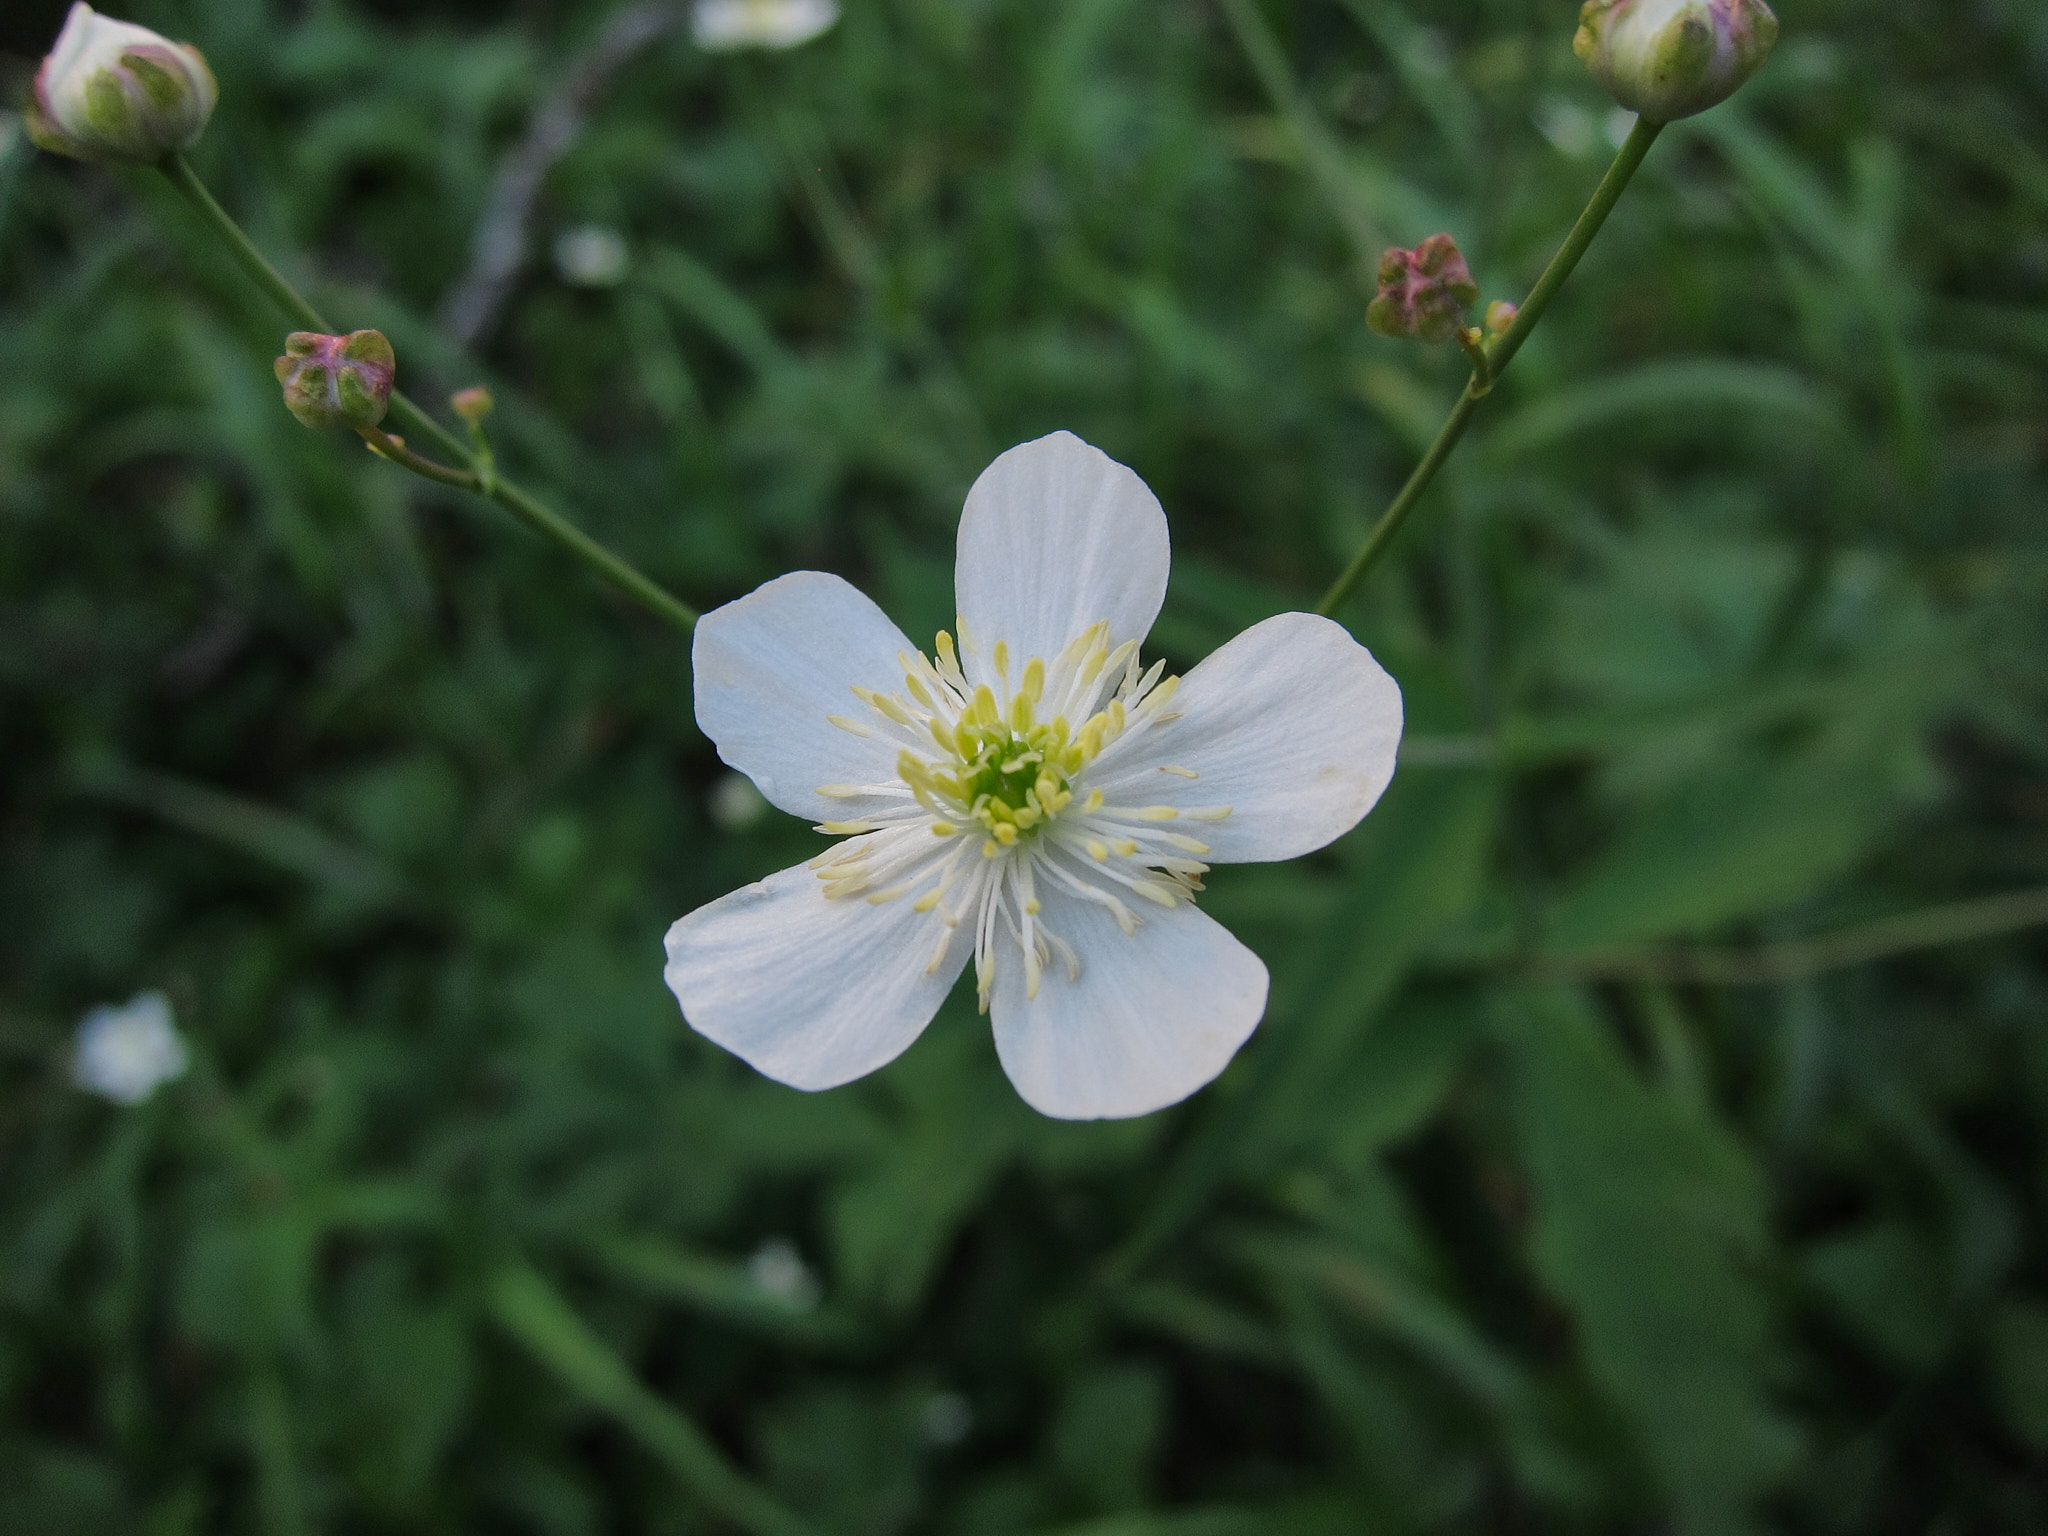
xmin=747 ymin=1237 xmax=822 ymax=1308
xmin=709 ymin=770 xmax=771 ymax=833
xmin=691 ymin=0 xmax=840 ymax=52
xmin=664 ymin=433 xmax=1403 ymax=1120
xmin=71 ymin=991 xmax=188 ymax=1105
xmin=553 ymin=224 xmax=630 ymax=288
xmin=26 ymin=4 xmax=217 ymax=165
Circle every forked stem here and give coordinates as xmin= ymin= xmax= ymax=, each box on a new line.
xmin=1318 ymin=117 xmax=1666 ymax=617
xmin=157 ymin=153 xmax=699 ymax=633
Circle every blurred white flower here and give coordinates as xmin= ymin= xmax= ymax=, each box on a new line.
xmin=664 ymin=432 xmax=1404 ymax=1120
xmin=1605 ymin=107 xmax=1641 ymax=150
xmin=692 ymin=0 xmax=840 ymax=52
xmin=747 ymin=1237 xmax=822 ymax=1308
xmin=920 ymin=1390 xmax=973 ymax=1446
xmin=72 ymin=991 xmax=188 ymax=1105
xmin=1534 ymin=97 xmax=1600 ymax=159
xmin=552 ymin=224 xmax=630 ymax=288
xmin=26 ymin=4 xmax=216 ymax=165
xmin=709 ymin=770 xmax=771 ymax=833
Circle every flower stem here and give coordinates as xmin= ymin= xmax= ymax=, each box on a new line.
xmin=1317 ymin=117 xmax=1665 ymax=617
xmin=157 ymin=154 xmax=699 ymax=632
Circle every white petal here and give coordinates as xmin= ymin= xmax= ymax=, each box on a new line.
xmin=989 ymin=876 xmax=1268 ymax=1119
xmin=665 ymin=849 xmax=971 ymax=1092
xmin=954 ymin=433 xmax=1170 ymax=675
xmin=1093 ymin=612 xmax=1402 ymax=863
xmin=693 ymin=570 xmax=919 ymax=822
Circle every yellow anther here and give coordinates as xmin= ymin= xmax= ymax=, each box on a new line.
xmin=827 ymin=714 xmax=870 ymax=737
xmin=1136 ymin=806 xmax=1180 ymax=821
xmin=1084 ymin=788 xmax=1104 ymax=811
xmin=1086 ymin=840 xmax=1109 ymax=861
xmin=993 ymin=823 xmax=1019 ymax=846
xmin=928 ymin=716 xmax=957 ymax=753
xmin=1145 ymin=675 xmax=1180 ymax=712
xmin=904 ymin=672 xmax=936 ymax=709
xmin=866 ymin=887 xmax=908 ymax=905
xmin=1187 ymin=806 xmax=1235 ymax=821
xmin=819 ymin=820 xmax=879 ymax=835
xmin=914 ymin=890 xmax=943 ymax=913
xmin=927 ymin=932 xmax=952 ymax=973
xmin=816 ymin=784 xmax=864 ymax=797
xmin=930 ymin=821 xmax=958 ymax=837
xmin=1079 ymin=646 xmax=1109 ymax=685
xmin=957 ymin=614 xmax=978 ymax=653
xmin=1021 ymin=657 xmax=1045 ymax=703
xmin=1108 ymin=699 xmax=1126 ymax=736
xmin=1010 ymin=692 xmax=1034 ymax=732
xmin=1133 ymin=881 xmax=1180 ymax=907
xmin=1024 ymin=949 xmax=1042 ymax=1002
xmin=993 ymin=640 xmax=1010 ymax=681
xmin=1159 ymin=765 xmax=1199 ymax=779
xmin=936 ymin=630 xmax=959 ymax=672
xmin=1164 ymin=834 xmax=1212 ymax=854
xmin=867 ymin=691 xmax=914 ymax=726
xmin=1025 ymin=898 xmax=1042 ymax=915
xmin=982 ymin=840 xmax=999 ymax=859
xmin=971 ymin=684 xmax=999 ymax=726
xmin=1114 ymin=839 xmax=1138 ymax=856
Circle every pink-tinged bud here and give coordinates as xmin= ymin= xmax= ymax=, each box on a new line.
xmin=450 ymin=387 xmax=495 ymax=424
xmin=1485 ymin=300 xmax=1519 ymax=337
xmin=1367 ymin=234 xmax=1480 ymax=344
xmin=1574 ymin=0 xmax=1778 ymax=123
xmin=25 ymin=4 xmax=217 ymax=165
xmin=273 ymin=331 xmax=395 ymax=432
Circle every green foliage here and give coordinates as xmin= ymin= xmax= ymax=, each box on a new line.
xmin=4 ymin=0 xmax=2048 ymax=1532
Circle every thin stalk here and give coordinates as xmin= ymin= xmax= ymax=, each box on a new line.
xmin=490 ymin=1264 xmax=821 ymax=1536
xmin=1317 ymin=117 xmax=1665 ymax=616
xmin=157 ymin=154 xmax=698 ymax=631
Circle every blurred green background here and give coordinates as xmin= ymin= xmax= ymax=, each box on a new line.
xmin=4 ymin=0 xmax=2048 ymax=1530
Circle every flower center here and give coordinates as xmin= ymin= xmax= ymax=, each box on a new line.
xmin=810 ymin=618 xmax=1232 ymax=1007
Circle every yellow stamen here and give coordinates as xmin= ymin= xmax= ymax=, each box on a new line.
xmin=827 ymin=714 xmax=870 ymax=737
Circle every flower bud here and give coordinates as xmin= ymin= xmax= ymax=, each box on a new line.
xmin=25 ymin=4 xmax=218 ymax=165
xmin=1367 ymin=234 xmax=1480 ymax=344
xmin=1485 ymin=300 xmax=1519 ymax=337
xmin=273 ymin=331 xmax=395 ymax=433
xmin=450 ymin=386 xmax=495 ymax=424
xmin=1573 ymin=0 xmax=1778 ymax=123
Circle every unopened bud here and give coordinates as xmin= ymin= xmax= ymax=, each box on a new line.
xmin=1485 ymin=300 xmax=1519 ymax=337
xmin=1574 ymin=0 xmax=1778 ymax=124
xmin=1367 ymin=234 xmax=1480 ymax=343
xmin=25 ymin=4 xmax=217 ymax=165
xmin=450 ymin=387 xmax=495 ymax=424
xmin=273 ymin=331 xmax=395 ymax=432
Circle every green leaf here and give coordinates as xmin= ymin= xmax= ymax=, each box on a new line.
xmin=1504 ymin=988 xmax=1796 ymax=1535
xmin=1545 ymin=758 xmax=1890 ymax=952
xmin=1986 ymin=1300 xmax=2048 ymax=1452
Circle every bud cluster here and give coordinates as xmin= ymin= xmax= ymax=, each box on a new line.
xmin=25 ymin=4 xmax=217 ymax=165
xmin=1367 ymin=234 xmax=1481 ymax=344
xmin=274 ymin=331 xmax=396 ymax=433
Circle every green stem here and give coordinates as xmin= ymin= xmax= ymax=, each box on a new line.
xmin=158 ymin=154 xmax=698 ymax=632
xmin=1317 ymin=117 xmax=1665 ymax=616
xmin=490 ymin=1264 xmax=821 ymax=1536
